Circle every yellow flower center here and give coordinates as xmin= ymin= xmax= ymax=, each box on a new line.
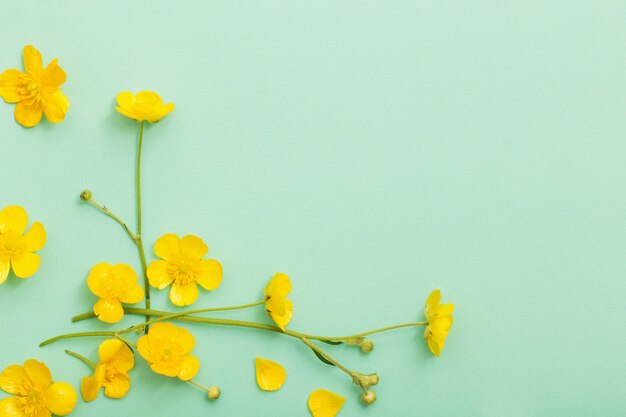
xmin=15 ymin=387 xmax=47 ymax=417
xmin=168 ymin=259 xmax=199 ymax=286
xmin=0 ymin=229 xmax=22 ymax=255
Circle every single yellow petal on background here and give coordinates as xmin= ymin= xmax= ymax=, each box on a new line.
xmin=178 ymin=354 xmax=200 ymax=381
xmin=0 ymin=69 xmax=24 ymax=103
xmin=0 ymin=364 xmax=29 ymax=395
xmin=94 ymin=298 xmax=124 ymax=323
xmin=154 ymin=233 xmax=181 ymax=260
xmin=0 ymin=206 xmax=28 ymax=234
xmin=180 ymin=235 xmax=208 ymax=259
xmin=196 ymin=259 xmax=222 ymax=290
xmin=10 ymin=251 xmax=40 ymax=278
xmin=80 ymin=376 xmax=100 ymax=402
xmin=147 ymin=259 xmax=174 ymax=289
xmin=23 ymin=45 xmax=43 ymax=75
xmin=43 ymin=91 xmax=69 ymax=124
xmin=103 ymin=373 xmax=131 ymax=399
xmin=170 ymin=282 xmax=198 ymax=306
xmin=308 ymin=389 xmax=346 ymax=417
xmin=44 ymin=382 xmax=77 ymax=416
xmin=255 ymin=358 xmax=286 ymax=391
xmin=15 ymin=102 xmax=43 ymax=128
xmin=22 ymin=221 xmax=46 ymax=252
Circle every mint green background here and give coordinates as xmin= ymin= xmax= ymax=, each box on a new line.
xmin=1 ymin=1 xmax=625 ymax=416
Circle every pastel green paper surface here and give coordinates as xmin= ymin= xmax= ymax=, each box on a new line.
xmin=1 ymin=1 xmax=625 ymax=416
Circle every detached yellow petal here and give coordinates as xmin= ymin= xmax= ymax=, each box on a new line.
xmin=81 ymin=375 xmax=100 ymax=402
xmin=308 ymin=389 xmax=346 ymax=417
xmin=44 ymin=382 xmax=77 ymax=416
xmin=255 ymin=358 xmax=286 ymax=391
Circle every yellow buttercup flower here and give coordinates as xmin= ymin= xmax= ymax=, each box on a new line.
xmin=0 ymin=45 xmax=69 ymax=128
xmin=87 ymin=263 xmax=144 ymax=323
xmin=147 ymin=233 xmax=222 ymax=306
xmin=81 ymin=339 xmax=135 ymax=402
xmin=423 ymin=289 xmax=454 ymax=357
xmin=0 ymin=205 xmax=46 ymax=284
xmin=0 ymin=359 xmax=77 ymax=417
xmin=264 ymin=272 xmax=293 ymax=331
xmin=137 ymin=322 xmax=200 ymax=381
xmin=255 ymin=358 xmax=286 ymax=391
xmin=115 ymin=91 xmax=174 ymax=123
xmin=308 ymin=389 xmax=345 ymax=417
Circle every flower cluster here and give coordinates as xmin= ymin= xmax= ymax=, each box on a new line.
xmin=1 ymin=45 xmax=457 ymax=417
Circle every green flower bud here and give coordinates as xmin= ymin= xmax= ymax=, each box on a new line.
xmin=361 ymin=390 xmax=377 ymax=405
xmin=80 ymin=190 xmax=92 ymax=201
xmin=207 ymin=386 xmax=220 ymax=401
xmin=360 ymin=339 xmax=374 ymax=352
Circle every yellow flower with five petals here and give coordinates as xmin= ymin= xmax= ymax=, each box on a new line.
xmin=115 ymin=91 xmax=174 ymax=123
xmin=0 ymin=45 xmax=69 ymax=128
xmin=0 ymin=206 xmax=46 ymax=284
xmin=423 ymin=289 xmax=454 ymax=357
xmin=264 ymin=272 xmax=293 ymax=331
xmin=81 ymin=339 xmax=135 ymax=402
xmin=0 ymin=359 xmax=77 ymax=417
xmin=147 ymin=233 xmax=223 ymax=306
xmin=137 ymin=323 xmax=200 ymax=381
xmin=308 ymin=389 xmax=345 ymax=417
xmin=87 ymin=263 xmax=144 ymax=323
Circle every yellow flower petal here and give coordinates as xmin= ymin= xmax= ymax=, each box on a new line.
xmin=0 ymin=364 xmax=29 ymax=395
xmin=116 ymin=91 xmax=134 ymax=109
xmin=24 ymin=359 xmax=52 ymax=390
xmin=119 ymin=283 xmax=144 ymax=304
xmin=94 ymin=298 xmax=124 ymax=323
xmin=180 ymin=235 xmax=208 ymax=259
xmin=115 ymin=90 xmax=174 ymax=123
xmin=41 ymin=59 xmax=66 ymax=87
xmin=0 ymin=69 xmax=24 ymax=103
xmin=44 ymin=382 xmax=77 ymax=416
xmin=22 ymin=221 xmax=46 ymax=252
xmin=196 ymin=259 xmax=222 ymax=290
xmin=269 ymin=299 xmax=293 ymax=331
xmin=43 ymin=91 xmax=69 ymax=124
xmin=98 ymin=339 xmax=129 ymax=365
xmin=426 ymin=289 xmax=441 ymax=306
xmin=86 ymin=263 xmax=112 ymax=298
xmin=154 ymin=233 xmax=181 ymax=260
xmin=265 ymin=272 xmax=292 ymax=298
xmin=178 ymin=354 xmax=200 ymax=381
xmin=103 ymin=373 xmax=131 ymax=399
xmin=0 ymin=206 xmax=28 ymax=234
xmin=0 ymin=255 xmax=9 ymax=285
xmin=15 ymin=102 xmax=43 ymax=128
xmin=308 ymin=389 xmax=346 ymax=417
xmin=10 ymin=251 xmax=40 ymax=278
xmin=255 ymin=358 xmax=287 ymax=391
xmin=81 ymin=375 xmax=100 ymax=402
xmin=23 ymin=45 xmax=43 ymax=75
xmin=169 ymin=282 xmax=198 ymax=306
xmin=147 ymin=259 xmax=173 ymax=289
xmin=0 ymin=397 xmax=19 ymax=416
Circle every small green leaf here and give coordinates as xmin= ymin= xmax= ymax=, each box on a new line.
xmin=310 ymin=348 xmax=336 ymax=367
xmin=320 ymin=339 xmax=343 ymax=346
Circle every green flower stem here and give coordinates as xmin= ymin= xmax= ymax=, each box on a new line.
xmin=300 ymin=337 xmax=355 ymax=376
xmin=64 ymin=350 xmax=96 ymax=369
xmin=71 ymin=300 xmax=265 ymax=323
xmin=41 ymin=331 xmax=116 ymax=347
xmin=327 ymin=322 xmax=429 ymax=340
xmin=135 ymin=120 xmax=151 ymax=329
xmin=85 ymin=198 xmax=136 ymax=242
xmin=187 ymin=380 xmax=211 ymax=393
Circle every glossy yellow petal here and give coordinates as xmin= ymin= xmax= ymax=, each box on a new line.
xmin=15 ymin=102 xmax=43 ymax=128
xmin=0 ymin=206 xmax=28 ymax=234
xmin=23 ymin=45 xmax=43 ymax=75
xmin=255 ymin=358 xmax=286 ymax=391
xmin=265 ymin=272 xmax=292 ymax=298
xmin=44 ymin=382 xmax=77 ymax=416
xmin=154 ymin=233 xmax=181 ymax=260
xmin=269 ymin=299 xmax=293 ymax=331
xmin=94 ymin=298 xmax=124 ymax=323
xmin=136 ymin=334 xmax=152 ymax=363
xmin=81 ymin=375 xmax=100 ymax=402
xmin=41 ymin=59 xmax=66 ymax=87
xmin=0 ymin=397 xmax=20 ymax=416
xmin=426 ymin=289 xmax=441 ymax=308
xmin=98 ymin=339 xmax=127 ymax=364
xmin=170 ymin=282 xmax=198 ymax=306
xmin=147 ymin=259 xmax=173 ymax=289
xmin=86 ymin=262 xmax=112 ymax=298
xmin=149 ymin=361 xmax=181 ymax=378
xmin=0 ymin=364 xmax=29 ymax=395
xmin=0 ymin=69 xmax=24 ymax=103
xmin=196 ymin=259 xmax=222 ymax=290
xmin=173 ymin=324 xmax=196 ymax=354
xmin=10 ymin=251 xmax=40 ymax=278
xmin=103 ymin=373 xmax=131 ymax=399
xmin=180 ymin=235 xmax=208 ymax=259
xmin=265 ymin=295 xmax=286 ymax=317
xmin=24 ymin=359 xmax=52 ymax=390
xmin=43 ymin=91 xmax=69 ymax=124
xmin=111 ymin=263 xmax=140 ymax=288
xmin=22 ymin=221 xmax=46 ymax=252
xmin=0 ymin=255 xmax=9 ymax=285
xmin=178 ymin=354 xmax=200 ymax=381
xmin=116 ymin=91 xmax=134 ymax=109
xmin=308 ymin=389 xmax=346 ymax=417
xmin=119 ymin=283 xmax=144 ymax=304
xmin=147 ymin=102 xmax=174 ymax=122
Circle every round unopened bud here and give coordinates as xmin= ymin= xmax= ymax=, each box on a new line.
xmin=207 ymin=386 xmax=220 ymax=401
xmin=365 ymin=373 xmax=379 ymax=386
xmin=360 ymin=339 xmax=374 ymax=353
xmin=361 ymin=390 xmax=377 ymax=405
xmin=80 ymin=190 xmax=92 ymax=201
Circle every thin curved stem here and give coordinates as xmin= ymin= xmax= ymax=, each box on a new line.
xmin=65 ymin=350 xmax=96 ymax=369
xmin=300 ymin=337 xmax=354 ymax=376
xmin=86 ymin=198 xmax=137 ymax=242
xmin=325 ymin=322 xmax=428 ymax=340
xmin=136 ymin=120 xmax=150 ymax=330
xmin=41 ymin=331 xmax=116 ymax=347
xmin=187 ymin=380 xmax=211 ymax=393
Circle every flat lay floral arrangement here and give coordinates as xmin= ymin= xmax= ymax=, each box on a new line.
xmin=0 ymin=46 xmax=455 ymax=417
